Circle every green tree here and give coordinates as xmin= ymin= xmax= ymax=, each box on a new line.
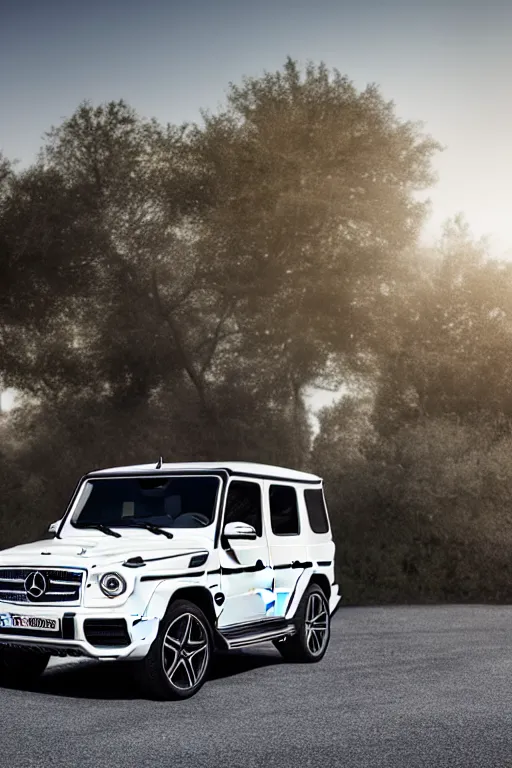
xmin=373 ymin=216 xmax=512 ymax=435
xmin=0 ymin=61 xmax=445 ymax=556
xmin=191 ymin=58 xmax=440 ymax=460
xmin=0 ymin=63 xmax=441 ymax=463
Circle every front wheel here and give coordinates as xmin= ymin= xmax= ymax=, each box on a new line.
xmin=133 ymin=599 xmax=212 ymax=700
xmin=0 ymin=646 xmax=50 ymax=687
xmin=273 ymin=584 xmax=330 ymax=663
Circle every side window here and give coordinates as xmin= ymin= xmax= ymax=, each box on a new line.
xmin=269 ymin=484 xmax=300 ymax=536
xmin=304 ymin=488 xmax=329 ymax=534
xmin=223 ymin=481 xmax=262 ymax=537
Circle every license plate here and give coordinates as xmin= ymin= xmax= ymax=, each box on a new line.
xmin=0 ymin=613 xmax=60 ymax=632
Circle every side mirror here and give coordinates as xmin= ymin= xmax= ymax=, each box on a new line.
xmin=223 ymin=521 xmax=257 ymax=541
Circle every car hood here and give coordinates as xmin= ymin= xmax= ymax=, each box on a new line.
xmin=0 ymin=533 xmax=213 ymax=570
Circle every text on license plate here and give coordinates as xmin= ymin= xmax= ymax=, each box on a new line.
xmin=0 ymin=613 xmax=60 ymax=631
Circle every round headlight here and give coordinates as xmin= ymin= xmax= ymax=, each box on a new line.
xmin=99 ymin=572 xmax=126 ymax=598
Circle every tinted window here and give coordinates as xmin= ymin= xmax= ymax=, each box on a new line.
xmin=71 ymin=476 xmax=220 ymax=529
xmin=224 ymin=481 xmax=262 ymax=537
xmin=304 ymin=488 xmax=329 ymax=534
xmin=269 ymin=485 xmax=300 ymax=536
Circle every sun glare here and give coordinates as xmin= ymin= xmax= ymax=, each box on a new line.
xmin=0 ymin=389 xmax=16 ymax=413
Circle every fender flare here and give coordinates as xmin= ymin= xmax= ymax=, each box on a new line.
xmin=284 ymin=569 xmax=333 ymax=621
xmin=142 ymin=578 xmax=221 ymax=625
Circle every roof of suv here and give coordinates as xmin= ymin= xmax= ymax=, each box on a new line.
xmin=89 ymin=461 xmax=321 ymax=484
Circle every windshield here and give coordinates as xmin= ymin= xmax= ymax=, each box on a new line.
xmin=70 ymin=475 xmax=221 ymax=530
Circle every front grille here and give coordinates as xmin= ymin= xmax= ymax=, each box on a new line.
xmin=83 ymin=619 xmax=131 ymax=647
xmin=0 ymin=568 xmax=84 ymax=604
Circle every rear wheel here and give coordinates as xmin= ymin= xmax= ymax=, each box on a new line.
xmin=0 ymin=646 xmax=50 ymax=687
xmin=133 ymin=599 xmax=212 ymax=700
xmin=273 ymin=584 xmax=330 ymax=662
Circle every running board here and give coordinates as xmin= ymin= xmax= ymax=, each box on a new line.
xmin=216 ymin=618 xmax=297 ymax=650
xmin=226 ymin=626 xmax=296 ymax=649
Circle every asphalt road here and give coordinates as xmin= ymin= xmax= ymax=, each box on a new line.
xmin=1 ymin=605 xmax=512 ymax=768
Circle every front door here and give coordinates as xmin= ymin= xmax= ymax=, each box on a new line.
xmin=217 ymin=478 xmax=274 ymax=628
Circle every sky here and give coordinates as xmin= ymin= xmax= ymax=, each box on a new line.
xmin=1 ymin=0 xmax=512 ymax=255
xmin=1 ymin=0 xmax=511 ymax=414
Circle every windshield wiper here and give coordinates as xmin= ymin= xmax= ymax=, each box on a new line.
xmin=132 ymin=522 xmax=174 ymax=539
xmin=75 ymin=523 xmax=122 ymax=538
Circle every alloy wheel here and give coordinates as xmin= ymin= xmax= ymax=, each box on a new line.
xmin=161 ymin=612 xmax=210 ymax=691
xmin=305 ymin=592 xmax=329 ymax=656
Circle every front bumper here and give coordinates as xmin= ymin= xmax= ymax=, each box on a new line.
xmin=0 ymin=603 xmax=160 ymax=660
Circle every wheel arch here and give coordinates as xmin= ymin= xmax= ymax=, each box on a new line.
xmin=285 ymin=569 xmax=332 ymax=621
xmin=308 ymin=573 xmax=331 ymax=601
xmin=144 ymin=581 xmax=219 ymax=630
xmin=165 ymin=586 xmax=217 ymax=630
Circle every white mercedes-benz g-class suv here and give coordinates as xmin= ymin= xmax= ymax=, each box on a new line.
xmin=0 ymin=461 xmax=340 ymax=699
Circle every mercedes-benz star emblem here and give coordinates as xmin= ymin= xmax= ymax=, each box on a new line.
xmin=24 ymin=571 xmax=47 ymax=600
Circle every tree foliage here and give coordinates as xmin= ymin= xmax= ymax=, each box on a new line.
xmin=3 ymin=59 xmax=509 ymax=604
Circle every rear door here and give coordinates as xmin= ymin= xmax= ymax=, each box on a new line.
xmin=264 ymin=481 xmax=309 ymax=617
xmin=217 ymin=478 xmax=274 ymax=628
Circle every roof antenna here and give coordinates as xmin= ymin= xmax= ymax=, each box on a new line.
xmin=156 ymin=456 xmax=163 ymax=469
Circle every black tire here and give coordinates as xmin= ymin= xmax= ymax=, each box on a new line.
xmin=133 ymin=599 xmax=212 ymax=700
xmin=273 ymin=584 xmax=330 ymax=663
xmin=0 ymin=646 xmax=50 ymax=687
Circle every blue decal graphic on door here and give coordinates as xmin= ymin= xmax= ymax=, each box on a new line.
xmin=274 ymin=591 xmax=290 ymax=616
xmin=253 ymin=588 xmax=276 ymax=615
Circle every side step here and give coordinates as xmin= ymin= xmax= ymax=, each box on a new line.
xmin=216 ymin=618 xmax=297 ymax=650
